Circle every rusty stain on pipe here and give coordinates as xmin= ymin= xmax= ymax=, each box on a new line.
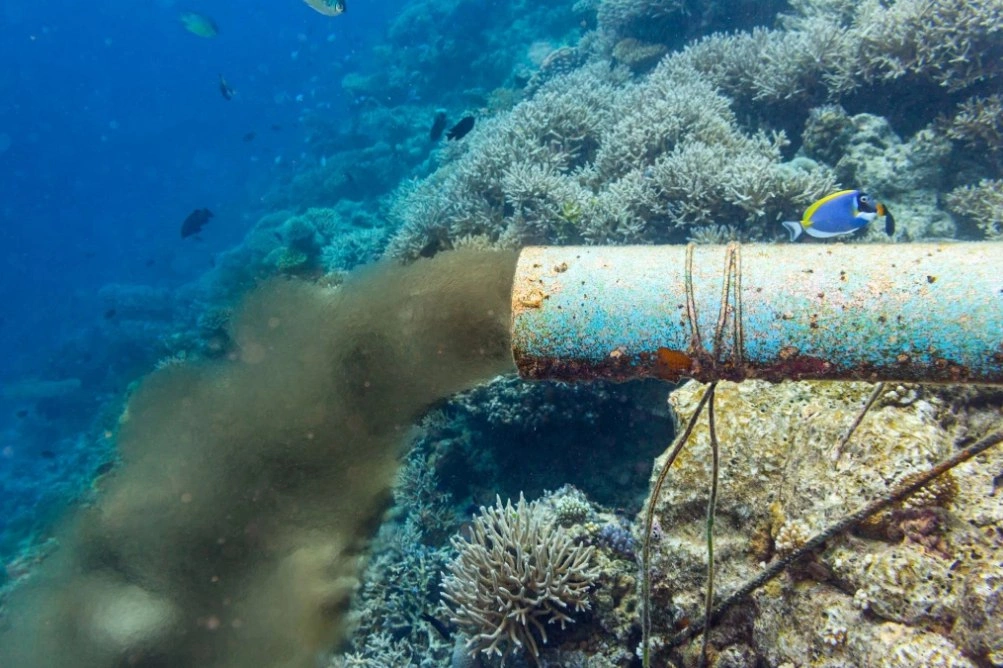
xmin=510 ymin=244 xmax=1003 ymax=385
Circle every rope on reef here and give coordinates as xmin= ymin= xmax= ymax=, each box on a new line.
xmin=642 ymin=243 xmax=743 ymax=667
xmin=640 ymin=383 xmax=713 ymax=668
xmin=713 ymin=242 xmax=744 ymax=373
xmin=700 ymin=385 xmax=720 ymax=668
xmin=666 ymin=427 xmax=1003 ymax=649
xmin=832 ymin=381 xmax=886 ymax=461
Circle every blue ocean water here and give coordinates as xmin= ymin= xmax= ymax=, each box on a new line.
xmin=0 ymin=0 xmax=401 ymax=555
xmin=0 ymin=0 xmax=396 ymax=363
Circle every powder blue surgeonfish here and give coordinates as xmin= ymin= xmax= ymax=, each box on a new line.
xmin=783 ymin=189 xmax=895 ymax=241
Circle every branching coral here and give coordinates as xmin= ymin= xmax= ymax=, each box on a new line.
xmin=944 ymin=178 xmax=1003 ymax=238
xmin=943 ymin=93 xmax=1003 ymax=154
xmin=611 ymin=38 xmax=667 ymax=72
xmin=662 ymin=0 xmax=1003 ymax=106
xmin=384 ymin=55 xmax=837 ymax=257
xmin=596 ymin=0 xmax=687 ymax=43
xmin=851 ymin=0 xmax=1003 ymax=91
xmin=678 ymin=21 xmax=855 ymax=101
xmin=385 ymin=64 xmax=627 ymax=258
xmin=441 ymin=493 xmax=600 ymax=661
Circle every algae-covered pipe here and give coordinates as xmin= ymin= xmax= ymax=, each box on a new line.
xmin=511 ymin=243 xmax=1003 ymax=385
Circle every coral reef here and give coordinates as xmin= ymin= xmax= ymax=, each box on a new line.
xmin=850 ymin=0 xmax=1003 ymax=92
xmin=943 ymin=93 xmax=1003 ymax=157
xmin=441 ymin=493 xmax=600 ymax=661
xmin=945 ymin=178 xmax=1003 ymax=239
xmin=639 ymin=380 xmax=1003 ymax=667
xmin=434 ymin=375 xmax=673 ymax=509
xmin=385 ymin=59 xmax=837 ymax=259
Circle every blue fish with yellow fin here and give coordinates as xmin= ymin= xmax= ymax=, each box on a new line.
xmin=783 ymin=190 xmax=894 ymax=241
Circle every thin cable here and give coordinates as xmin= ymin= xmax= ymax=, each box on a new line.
xmin=684 ymin=243 xmax=703 ymax=356
xmin=832 ymin=382 xmax=885 ymax=461
xmin=668 ymin=427 xmax=1003 ymax=648
xmin=641 ymin=383 xmax=716 ymax=668
xmin=699 ymin=384 xmax=720 ymax=668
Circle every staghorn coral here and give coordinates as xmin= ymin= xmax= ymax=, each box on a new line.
xmin=330 ymin=631 xmax=414 ymax=668
xmin=943 ymin=93 xmax=1003 ymax=154
xmin=441 ymin=493 xmax=600 ymax=661
xmin=385 ymin=57 xmax=837 ymax=258
xmin=850 ymin=0 xmax=1003 ymax=92
xmin=670 ymin=22 xmax=855 ymax=103
xmin=945 ymin=178 xmax=1003 ymax=239
xmin=595 ymin=0 xmax=786 ymax=47
xmin=385 ymin=63 xmax=627 ymax=258
xmin=393 ymin=445 xmax=462 ymax=545
xmin=340 ymin=528 xmax=453 ymax=666
xmin=654 ymin=0 xmax=1003 ymax=118
xmin=611 ymin=38 xmax=666 ymax=72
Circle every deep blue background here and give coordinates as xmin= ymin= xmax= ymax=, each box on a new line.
xmin=0 ymin=0 xmax=400 ymax=381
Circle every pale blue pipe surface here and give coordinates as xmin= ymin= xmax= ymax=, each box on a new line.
xmin=511 ymin=243 xmax=1003 ymax=384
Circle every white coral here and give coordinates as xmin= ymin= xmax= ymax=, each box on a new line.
xmin=441 ymin=494 xmax=600 ymax=660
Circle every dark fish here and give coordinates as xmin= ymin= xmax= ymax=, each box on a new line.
xmin=104 ymin=308 xmax=117 ymax=320
xmin=243 ymin=132 xmax=256 ymax=142
xmin=429 ymin=110 xmax=448 ymax=141
xmin=420 ymin=612 xmax=453 ymax=641
xmin=271 ymin=124 xmax=282 ymax=132
xmin=884 ymin=207 xmax=895 ymax=236
xmin=94 ymin=461 xmax=115 ymax=476
xmin=181 ymin=208 xmax=214 ymax=239
xmin=15 ymin=409 xmax=28 ymax=419
xmin=219 ymin=74 xmax=235 ymax=101
xmin=40 ymin=450 xmax=55 ymax=459
xmin=446 ymin=115 xmax=475 ymax=141
xmin=145 ymin=258 xmax=156 ymax=267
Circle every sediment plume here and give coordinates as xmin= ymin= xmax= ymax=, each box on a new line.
xmin=0 ymin=250 xmax=517 ymax=668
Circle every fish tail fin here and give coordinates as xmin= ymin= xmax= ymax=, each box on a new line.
xmin=879 ymin=204 xmax=895 ymax=236
xmin=782 ymin=221 xmax=803 ymax=242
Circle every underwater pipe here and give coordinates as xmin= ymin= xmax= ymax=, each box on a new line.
xmin=511 ymin=243 xmax=1003 ymax=385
